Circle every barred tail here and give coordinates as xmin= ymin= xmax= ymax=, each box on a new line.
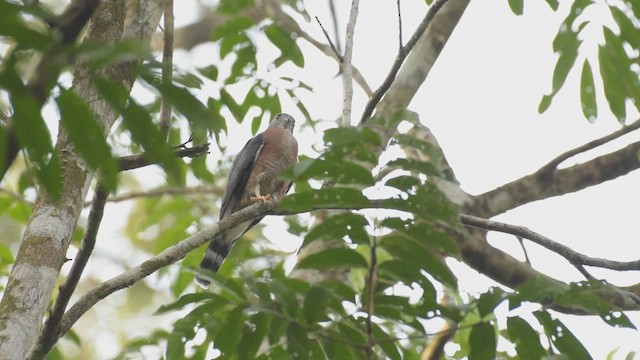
xmin=195 ymin=234 xmax=235 ymax=287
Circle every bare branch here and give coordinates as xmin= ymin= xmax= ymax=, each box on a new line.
xmin=83 ymin=184 xmax=223 ymax=207
xmin=118 ymin=142 xmax=210 ymax=171
xmin=29 ymin=185 xmax=109 ymax=359
xmin=55 ymin=199 xmax=280 ymax=345
xmin=328 ymin=0 xmax=341 ymax=52
xmin=476 ymin=141 xmax=640 ymax=217
xmin=159 ymin=0 xmax=174 ymax=140
xmin=537 ymin=118 xmax=640 ymax=176
xmin=396 ymin=0 xmax=403 ymax=50
xmin=460 ymin=214 xmax=640 ymax=271
xmin=360 ymin=0 xmax=449 ymax=124
xmin=341 ymin=0 xmax=359 ymax=127
xmin=315 ymin=17 xmax=343 ymax=62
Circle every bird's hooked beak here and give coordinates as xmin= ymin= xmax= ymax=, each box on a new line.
xmin=269 ymin=113 xmax=295 ymax=133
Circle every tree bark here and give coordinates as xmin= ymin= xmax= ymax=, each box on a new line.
xmin=0 ymin=0 xmax=163 ymax=358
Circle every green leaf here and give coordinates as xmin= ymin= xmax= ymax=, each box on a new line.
xmin=264 ymin=23 xmax=305 ymax=67
xmin=476 ymin=287 xmax=506 ymax=318
xmin=214 ymin=305 xmax=245 ymax=356
xmin=121 ymin=102 xmax=180 ymax=181
xmin=540 ymin=1 xmax=585 ymax=113
xmin=377 ymin=259 xmax=436 ymax=302
xmin=166 ymin=307 xmax=206 ymax=359
xmin=290 ymin=158 xmax=375 ymax=185
xmin=507 ymin=317 xmax=547 ymax=360
xmin=372 ymin=324 xmax=401 ymax=360
xmin=534 ymin=310 xmax=592 ymax=360
xmin=469 ymin=322 xmax=496 ymax=360
xmin=173 ymin=72 xmax=203 ymax=89
xmin=211 ymin=16 xmax=255 ymax=41
xmin=56 ymin=89 xmax=118 ymax=190
xmin=155 ymin=293 xmax=221 ymax=314
xmin=380 ymin=234 xmax=457 ymax=289
xmin=297 ymin=247 xmax=368 ymax=270
xmin=266 ymin=278 xmax=301 ymax=317
xmin=287 ymin=322 xmax=310 ymax=359
xmin=220 ymin=32 xmax=251 ymax=59
xmin=280 ymin=187 xmax=371 ymax=213
xmin=220 ymin=88 xmax=244 ymax=122
xmin=303 ymin=286 xmax=331 ymax=324
xmin=545 ymin=0 xmax=559 ymax=10
xmin=580 ymin=59 xmax=597 ymax=121
xmin=196 ymin=65 xmax=219 ymax=82
xmin=0 ymin=243 xmax=13 ymax=265
xmin=304 ymin=213 xmax=369 ymax=246
xmin=237 ymin=313 xmax=270 ymax=360
xmin=507 ymin=0 xmax=523 ymax=15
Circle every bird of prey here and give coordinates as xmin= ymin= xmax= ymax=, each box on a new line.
xmin=196 ymin=113 xmax=298 ymax=286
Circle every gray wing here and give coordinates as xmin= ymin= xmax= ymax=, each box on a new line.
xmin=219 ymin=133 xmax=265 ymax=219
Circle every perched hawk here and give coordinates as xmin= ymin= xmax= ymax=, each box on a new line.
xmin=197 ymin=113 xmax=298 ymax=286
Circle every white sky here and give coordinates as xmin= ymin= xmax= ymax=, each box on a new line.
xmin=79 ymin=0 xmax=640 ymax=358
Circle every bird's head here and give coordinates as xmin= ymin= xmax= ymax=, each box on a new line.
xmin=269 ymin=113 xmax=295 ymax=133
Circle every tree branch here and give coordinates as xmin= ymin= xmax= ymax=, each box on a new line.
xmin=360 ymin=0 xmax=449 ymax=124
xmin=537 ymin=118 xmax=640 ymax=176
xmin=1 ymin=0 xmax=101 ymax=181
xmin=475 ymin=141 xmax=640 ymax=217
xmin=0 ymin=1 xmax=163 ymax=357
xmin=341 ymin=0 xmax=359 ymax=127
xmin=83 ymin=184 xmax=223 ymax=207
xmin=315 ymin=17 xmax=342 ymax=62
xmin=54 ymin=199 xmax=280 ymax=345
xmin=29 ymin=185 xmax=109 ymax=359
xmin=118 ymin=142 xmax=210 ymax=171
xmin=460 ymin=214 xmax=640 ymax=271
xmin=158 ymin=0 xmax=174 ymax=140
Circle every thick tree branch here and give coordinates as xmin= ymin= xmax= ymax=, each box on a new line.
xmin=29 ymin=185 xmax=109 ymax=359
xmin=1 ymin=0 xmax=101 ymax=181
xmin=54 ymin=200 xmax=279 ymax=345
xmin=475 ymin=141 xmax=640 ymax=217
xmin=460 ymin=214 xmax=640 ymax=271
xmin=537 ymin=118 xmax=640 ymax=176
xmin=0 ymin=1 xmax=163 ymax=358
xmin=360 ymin=0 xmax=449 ymax=124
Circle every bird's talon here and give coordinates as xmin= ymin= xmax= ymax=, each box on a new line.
xmin=250 ymin=194 xmax=273 ymax=203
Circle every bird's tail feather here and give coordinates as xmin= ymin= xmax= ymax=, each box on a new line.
xmin=195 ymin=234 xmax=235 ymax=287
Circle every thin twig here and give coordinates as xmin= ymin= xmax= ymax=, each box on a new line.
xmin=360 ymin=0 xmax=449 ymax=124
xmin=0 ymin=187 xmax=32 ymax=205
xmin=315 ymin=17 xmax=343 ymax=62
xmin=516 ymin=236 xmax=531 ymax=266
xmin=396 ymin=0 xmax=403 ymax=50
xmin=537 ymin=117 xmax=640 ymax=176
xmin=341 ymin=0 xmax=359 ymax=127
xmin=118 ymin=142 xmax=210 ymax=171
xmin=159 ymin=0 xmax=174 ymax=140
xmin=460 ymin=214 xmax=640 ymax=271
xmin=30 ymin=184 xmax=108 ymax=359
xmin=328 ymin=0 xmax=341 ymax=53
xmin=83 ymin=184 xmax=223 ymax=207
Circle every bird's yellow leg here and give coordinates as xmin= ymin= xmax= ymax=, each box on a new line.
xmin=250 ymin=180 xmax=273 ymax=203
